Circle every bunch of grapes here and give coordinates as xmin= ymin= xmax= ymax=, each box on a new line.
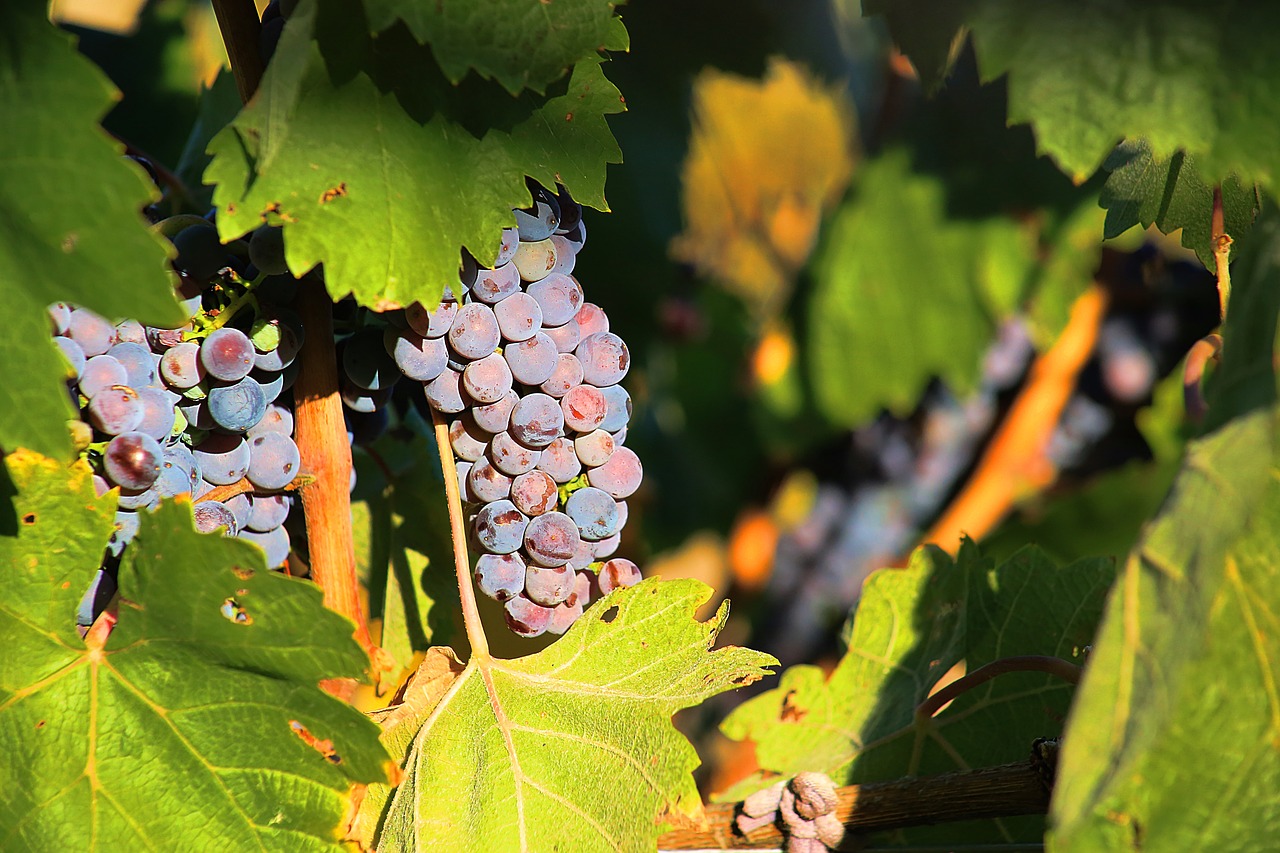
xmin=345 ymin=183 xmax=644 ymax=638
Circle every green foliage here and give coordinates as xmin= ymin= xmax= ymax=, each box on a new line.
xmin=1101 ymin=139 xmax=1261 ymax=266
xmin=720 ymin=544 xmax=1112 ymax=842
xmin=0 ymin=4 xmax=184 ymax=458
xmin=368 ymin=580 xmax=776 ymax=851
xmin=364 ymin=0 xmax=628 ymax=95
xmin=0 ymin=453 xmax=388 ymax=850
xmin=1050 ymin=211 xmax=1280 ymax=851
xmin=207 ymin=0 xmax=624 ymax=311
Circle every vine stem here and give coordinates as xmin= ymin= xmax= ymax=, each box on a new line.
xmin=431 ymin=409 xmax=490 ymax=660
xmin=1183 ymin=333 xmax=1222 ymax=423
xmin=914 ymin=655 xmax=1081 ymax=723
xmin=210 ymin=0 xmax=265 ymax=103
xmin=919 ymin=285 xmax=1108 ymax=555
xmin=1211 ymin=186 xmax=1232 ymax=322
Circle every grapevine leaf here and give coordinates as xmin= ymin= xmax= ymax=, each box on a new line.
xmin=860 ymin=0 xmax=967 ymax=90
xmin=174 ymin=69 xmax=243 ymax=212
xmin=0 ymin=3 xmax=184 ymax=458
xmin=720 ymin=544 xmax=1111 ymax=843
xmin=1100 ymin=139 xmax=1261 ymax=267
xmin=0 ymin=452 xmax=389 ymax=851
xmin=363 ymin=0 xmax=628 ymax=95
xmin=1049 ymin=210 xmax=1280 ymax=851
xmin=369 ymin=579 xmax=777 ymax=851
xmin=671 ymin=59 xmax=856 ymax=322
xmin=207 ymin=2 xmax=623 ymax=311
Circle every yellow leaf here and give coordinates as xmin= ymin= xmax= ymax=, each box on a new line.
xmin=672 ymin=59 xmax=857 ymax=320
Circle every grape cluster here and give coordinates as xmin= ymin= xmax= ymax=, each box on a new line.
xmin=364 ymin=183 xmax=644 ymax=637
xmin=52 ymin=216 xmax=304 ymax=623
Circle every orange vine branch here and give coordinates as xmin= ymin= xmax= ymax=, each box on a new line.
xmin=915 ymin=655 xmax=1081 ymax=723
xmin=1211 ymin=185 xmax=1232 ymax=321
xmin=1183 ymin=333 xmax=1222 ymax=424
xmin=919 ymin=286 xmax=1109 ymax=555
xmin=431 ymin=409 xmax=490 ymax=660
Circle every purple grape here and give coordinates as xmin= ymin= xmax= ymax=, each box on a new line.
xmin=494 ymin=227 xmax=519 ymax=265
xmin=343 ymin=328 xmax=400 ymax=391
xmin=424 ymin=368 xmax=466 ymax=414
xmin=470 ymin=262 xmax=522 ymax=304
xmin=248 ymin=403 xmax=293 ymax=438
xmin=224 ymin=492 xmax=252 ymax=529
xmin=536 ymin=437 xmax=582 ymax=483
xmin=155 ymin=454 xmax=199 ymax=498
xmin=588 ymin=446 xmax=642 ymax=498
xmin=504 ymin=595 xmax=553 ymax=638
xmin=115 ymin=485 xmax=158 ymax=511
xmin=561 ymin=385 xmax=607 ymax=432
xmin=405 ymin=300 xmax=457 ymax=339
xmin=207 ymin=376 xmax=268 ymax=433
xmin=546 ymin=596 xmax=585 ymax=635
xmin=107 ymin=342 xmax=156 ymax=387
xmin=514 ymin=187 xmax=560 ymax=241
xmin=525 ymin=564 xmax=575 ymax=606
xmin=340 ymin=379 xmax=393 ymax=414
xmin=201 ymin=328 xmax=256 ymax=381
xmin=103 ymin=432 xmax=164 ymax=490
xmin=462 ymin=352 xmax=513 ymax=404
xmin=449 ymin=415 xmax=491 ymax=463
xmin=527 ymin=273 xmax=583 ymax=326
xmin=252 ymin=311 xmax=303 ymax=371
xmin=472 ymin=389 xmax=517 ymax=433
xmin=177 ymin=399 xmax=215 ymax=431
xmin=574 ymin=303 xmax=609 ymax=338
xmin=523 ymin=511 xmax=580 ymax=567
xmin=194 ymin=501 xmax=238 ymax=535
xmin=564 ymin=486 xmax=618 ymax=541
xmin=539 ymin=354 xmax=583 ymax=398
xmin=554 ymin=188 xmax=582 ymax=234
xmin=493 ymin=292 xmax=542 ymax=342
xmin=543 ymin=320 xmax=581 ymax=354
xmin=510 ymin=470 xmax=558 ymax=517
xmin=509 ymin=393 xmax=563 ymax=448
xmin=108 ymin=509 xmax=140 ymax=556
xmin=251 ymin=368 xmax=284 ymax=404
xmin=574 ymin=429 xmax=615 ymax=467
xmin=504 ymin=332 xmax=559 ymax=385
xmin=66 ymin=308 xmax=115 ymax=356
xmin=113 ymin=319 xmax=148 ymax=345
xmin=80 ymin=355 xmax=129 ymax=398
xmin=475 ymin=552 xmax=526 ymax=601
xmin=598 ymin=384 xmax=632 ymax=433
xmin=569 ymin=537 xmax=597 ymax=571
xmin=474 ymin=499 xmax=528 ymax=554
xmin=193 ymin=433 xmax=251 ymax=485
xmin=247 ymin=432 xmax=300 ymax=490
xmin=48 ymin=302 xmax=71 ymax=335
xmin=134 ymin=387 xmax=177 ymax=440
xmin=467 ymin=459 xmax=513 ymax=503
xmin=87 ymin=385 xmax=145 ymax=435
xmin=489 ymin=431 xmax=541 ymax=476
xmin=54 ymin=337 xmax=86 ymax=378
xmin=160 ymin=342 xmax=205 ymax=389
xmin=447 ymin=303 xmax=501 ymax=360
xmin=385 ymin=329 xmax=448 ymax=382
xmin=241 ymin=526 xmax=291 ymax=567
xmin=598 ymin=558 xmax=642 ymax=595
xmin=246 ymin=494 xmax=291 ymax=532
xmin=575 ymin=332 xmax=629 ymax=387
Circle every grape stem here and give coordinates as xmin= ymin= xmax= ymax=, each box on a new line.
xmin=192 ymin=472 xmax=315 ymax=505
xmin=914 ymin=655 xmax=1082 ymax=723
xmin=1211 ymin=185 xmax=1233 ymax=322
xmin=431 ymin=408 xmax=490 ymax=660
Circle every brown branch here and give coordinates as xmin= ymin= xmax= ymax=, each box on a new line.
xmin=915 ymin=656 xmax=1081 ymax=722
xmin=658 ymin=754 xmax=1055 ymax=850
xmin=1183 ymin=333 xmax=1223 ymax=424
xmin=919 ymin=286 xmax=1109 ymax=555
xmin=210 ymin=0 xmax=266 ymax=104
xmin=1211 ymin=186 xmax=1232 ymax=321
xmin=193 ymin=473 xmax=314 ymax=505
xmin=431 ymin=409 xmax=489 ymax=659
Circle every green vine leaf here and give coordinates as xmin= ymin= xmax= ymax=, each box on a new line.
xmin=364 ymin=0 xmax=628 ymax=95
xmin=364 ymin=579 xmax=776 ymax=851
xmin=206 ymin=0 xmax=624 ymax=312
xmin=0 ymin=451 xmax=389 ymax=851
xmin=1050 ymin=210 xmax=1280 ymax=851
xmin=1100 ymin=139 xmax=1261 ymax=267
xmin=720 ymin=544 xmax=1111 ymax=841
xmin=0 ymin=3 xmax=184 ymax=458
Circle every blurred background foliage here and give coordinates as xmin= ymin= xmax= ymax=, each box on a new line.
xmin=58 ymin=0 xmax=1222 ymax=794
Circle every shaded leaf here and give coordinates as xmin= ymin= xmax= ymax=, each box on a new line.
xmin=364 ymin=0 xmax=628 ymax=95
xmin=0 ymin=451 xmax=388 ymax=850
xmin=0 ymin=4 xmax=184 ymax=457
xmin=720 ymin=544 xmax=1111 ymax=843
xmin=371 ymin=579 xmax=777 ymax=851
xmin=671 ymin=59 xmax=856 ymax=321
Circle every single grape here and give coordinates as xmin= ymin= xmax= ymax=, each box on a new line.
xmin=224 ymin=492 xmax=252 ymax=529
xmin=115 ymin=485 xmax=158 ymax=511
xmin=449 ymin=415 xmax=491 ymax=463
xmin=470 ymin=262 xmax=522 ymax=304
xmin=598 ymin=384 xmax=632 ymax=433
xmin=525 ymin=564 xmax=575 ymax=606
xmin=574 ymin=302 xmax=609 ymax=338
xmin=539 ymin=353 xmax=584 ymax=398
xmin=80 ymin=355 xmax=129 ymax=398
xmin=248 ymin=403 xmax=294 ymax=438
xmin=201 ymin=327 xmax=256 ymax=381
xmin=405 ymin=300 xmax=458 ymax=339
xmin=172 ymin=223 xmax=226 ymax=283
xmin=489 ymin=431 xmax=542 ymax=476
xmin=564 ymin=486 xmax=618 ymax=541
xmin=523 ymin=511 xmax=581 ymax=567
xmin=574 ymin=429 xmax=615 ymax=468
xmin=447 ymin=302 xmax=501 ymax=360
xmin=66 ymin=307 xmax=116 ymax=356
xmin=553 ymin=185 xmax=583 ymax=234
xmin=547 ymin=235 xmax=577 ymax=276
xmin=575 ymin=332 xmax=630 ymax=387
xmin=241 ymin=526 xmax=291 ymax=567
xmin=561 ymin=385 xmax=607 ymax=433
xmin=252 ymin=310 xmax=304 ymax=371
xmin=598 ymin=558 xmax=642 ymax=595
xmin=246 ymin=493 xmax=291 ymax=532
xmin=510 ymin=470 xmax=558 ymax=516
xmin=424 ymin=367 xmax=466 ymax=413
xmin=494 ymin=228 xmax=520 ymax=266
xmin=504 ymin=332 xmax=559 ymax=386
xmin=103 ymin=432 xmax=164 ymax=490
xmin=252 ymin=368 xmax=284 ymax=404
xmin=493 ymin=291 xmax=543 ymax=343
xmin=177 ymin=399 xmax=216 ymax=431
xmin=560 ymin=218 xmax=586 ymax=251
xmin=509 ymin=393 xmax=564 ymax=448
xmin=160 ymin=342 xmax=205 ymax=389
xmin=343 ymin=328 xmax=401 ymax=391
xmin=134 ymin=387 xmax=178 ymax=440
xmin=247 ymin=432 xmax=300 ymax=490
xmin=472 ymin=389 xmax=518 ymax=433
xmin=113 ymin=319 xmax=148 ymax=345
xmin=543 ymin=320 xmax=581 ymax=354
xmin=194 ymin=501 xmax=239 ymax=535
xmin=504 ymin=595 xmax=553 ymax=638
xmin=527 ymin=273 xmax=583 ymax=327
xmin=341 ymin=378 xmax=394 ymax=414
xmin=462 ymin=352 xmax=514 ymax=404
xmin=535 ymin=437 xmax=582 ymax=483
xmin=385 ymin=328 xmax=449 ymax=382
xmin=474 ymin=499 xmax=529 ymax=554
xmin=107 ymin=342 xmax=156 ymax=388
xmin=545 ymin=596 xmax=585 ymax=635
xmin=475 ymin=552 xmax=526 ymax=601
xmin=87 ymin=385 xmax=144 ymax=435
xmin=468 ymin=459 xmax=514 ymax=503
xmin=587 ymin=446 xmax=642 ymax=498
xmin=53 ymin=336 xmax=86 ymax=379
xmin=48 ymin=302 xmax=71 ymax=335
xmin=193 ymin=433 xmax=251 ymax=485
xmin=155 ymin=453 xmax=199 ymax=498
xmin=456 ymin=460 xmax=475 ymax=503
xmin=568 ymin=537 xmax=597 ymax=571
xmin=207 ymin=376 xmax=268 ymax=433
xmin=248 ymin=225 xmax=288 ymax=275
xmin=512 ymin=239 xmax=558 ymax=282
xmin=107 ymin=509 xmax=141 ymax=557
xmin=513 ymin=185 xmax=560 ymax=242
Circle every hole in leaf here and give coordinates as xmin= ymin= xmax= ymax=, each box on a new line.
xmin=290 ymin=720 xmax=342 ymax=764
xmin=780 ymin=690 xmax=807 ymax=722
xmin=220 ymin=598 xmax=252 ymax=625
xmin=21 ymin=513 xmax=35 ymax=525
xmin=601 ymin=605 xmax=618 ymax=624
